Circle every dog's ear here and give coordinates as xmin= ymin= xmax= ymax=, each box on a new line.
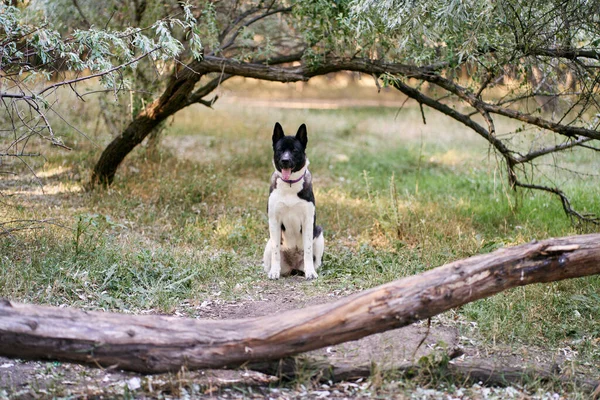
xmin=273 ymin=122 xmax=284 ymax=147
xmin=295 ymin=124 xmax=308 ymax=149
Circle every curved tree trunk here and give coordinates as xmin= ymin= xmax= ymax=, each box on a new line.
xmin=1 ymin=234 xmax=599 ymax=373
xmin=90 ymin=69 xmax=204 ymax=187
xmin=86 ymin=56 xmax=416 ymax=188
xmin=91 ymin=113 xmax=165 ymax=186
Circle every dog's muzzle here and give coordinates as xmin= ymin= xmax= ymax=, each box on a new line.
xmin=279 ymin=152 xmax=294 ymax=180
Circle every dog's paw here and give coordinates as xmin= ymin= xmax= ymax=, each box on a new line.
xmin=305 ymin=270 xmax=318 ymax=280
xmin=268 ymin=270 xmax=281 ymax=280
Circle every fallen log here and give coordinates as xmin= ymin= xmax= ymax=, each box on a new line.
xmin=252 ymin=352 xmax=599 ymax=393
xmin=448 ymin=359 xmax=600 ymax=392
xmin=1 ymin=234 xmax=599 ymax=373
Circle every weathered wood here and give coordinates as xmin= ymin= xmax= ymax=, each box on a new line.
xmin=1 ymin=234 xmax=599 ymax=373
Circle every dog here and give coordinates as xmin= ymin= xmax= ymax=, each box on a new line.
xmin=263 ymin=122 xmax=324 ymax=280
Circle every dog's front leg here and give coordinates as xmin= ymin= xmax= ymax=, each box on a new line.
xmin=303 ymin=210 xmax=318 ymax=280
xmin=268 ymin=220 xmax=282 ymax=279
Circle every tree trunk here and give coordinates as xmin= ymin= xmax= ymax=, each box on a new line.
xmin=90 ymin=113 xmax=163 ymax=186
xmin=1 ymin=234 xmax=599 ymax=373
xmin=90 ymin=69 xmax=203 ymax=187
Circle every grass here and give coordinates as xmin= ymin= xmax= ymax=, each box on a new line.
xmin=1 ymin=82 xmax=599 ymax=396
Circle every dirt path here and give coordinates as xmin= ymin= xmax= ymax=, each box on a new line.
xmin=3 ymin=277 xmax=594 ymax=399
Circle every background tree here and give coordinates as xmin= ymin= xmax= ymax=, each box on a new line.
xmin=2 ymin=0 xmax=599 ymax=225
xmin=351 ymin=0 xmax=600 ymax=224
xmin=0 ymin=0 xmax=201 ymax=184
xmin=87 ymin=0 xmax=600 ymax=225
xmin=87 ymin=0 xmax=306 ymax=186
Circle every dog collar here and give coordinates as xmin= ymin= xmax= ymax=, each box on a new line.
xmin=279 ymin=170 xmax=306 ymax=186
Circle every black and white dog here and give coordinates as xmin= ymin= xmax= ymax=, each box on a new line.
xmin=263 ymin=122 xmax=324 ymax=279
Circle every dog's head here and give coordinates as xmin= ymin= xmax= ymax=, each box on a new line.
xmin=272 ymin=122 xmax=308 ymax=180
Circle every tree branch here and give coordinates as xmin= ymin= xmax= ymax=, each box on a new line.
xmin=517 ymin=136 xmax=596 ymax=164
xmin=513 ymin=181 xmax=600 ymax=225
xmin=184 ymin=52 xmax=305 ymax=107
xmin=188 ymin=55 xmax=599 ymax=144
xmin=38 ymin=47 xmax=161 ymax=96
xmin=388 ymin=78 xmax=517 ymax=163
xmin=0 ymin=93 xmax=34 ymax=100
xmin=410 ymin=69 xmax=600 ymax=141
xmin=187 ymin=74 xmax=231 ymax=106
xmin=191 ymin=56 xmax=436 ymax=84
xmin=526 ymin=47 xmax=600 ymax=61
xmin=90 ymin=53 xmax=600 ymax=227
xmin=218 ymin=5 xmax=266 ymax=44
xmin=220 ymin=6 xmax=294 ymax=52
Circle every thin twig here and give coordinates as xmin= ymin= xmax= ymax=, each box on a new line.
xmin=38 ymin=47 xmax=161 ymax=96
xmin=514 ymin=180 xmax=600 ymax=225
xmin=419 ymin=102 xmax=426 ymax=124
xmin=517 ymin=136 xmax=595 ymax=164
xmin=411 ymin=317 xmax=432 ymax=361
xmin=220 ymin=7 xmax=293 ymax=52
xmin=475 ymin=71 xmax=494 ymax=98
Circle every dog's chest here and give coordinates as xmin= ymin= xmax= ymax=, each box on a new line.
xmin=269 ymin=187 xmax=314 ymax=247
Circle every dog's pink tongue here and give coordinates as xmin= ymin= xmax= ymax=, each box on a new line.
xmin=281 ymin=168 xmax=292 ymax=180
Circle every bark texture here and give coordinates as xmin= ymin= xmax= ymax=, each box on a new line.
xmin=90 ymin=68 xmax=203 ymax=186
xmin=1 ymin=234 xmax=599 ymax=373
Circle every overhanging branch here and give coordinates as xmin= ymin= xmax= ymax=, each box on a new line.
xmin=186 ymin=52 xmax=305 ymax=107
xmin=517 ymin=136 xmax=596 ymax=164
xmin=190 ymin=56 xmax=433 ymax=83
xmin=526 ymin=47 xmax=600 ymax=61
xmin=91 ymin=53 xmax=600 ymax=225
xmin=408 ymin=69 xmax=600 ymax=141
xmin=38 ymin=47 xmax=162 ymax=96
xmin=189 ymin=55 xmax=600 ymax=140
xmin=389 ymin=78 xmax=511 ymax=157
